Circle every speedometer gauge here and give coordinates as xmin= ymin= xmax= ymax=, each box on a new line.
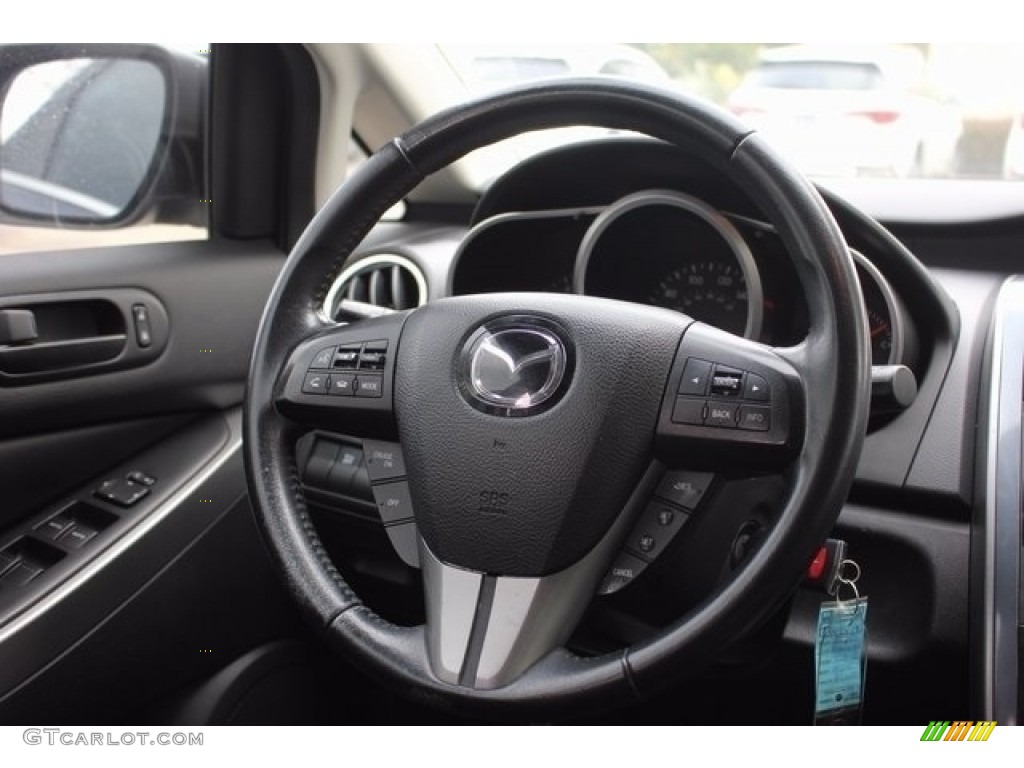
xmin=576 ymin=189 xmax=763 ymax=340
xmin=650 ymin=261 xmax=749 ymax=337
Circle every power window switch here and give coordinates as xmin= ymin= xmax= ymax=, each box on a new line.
xmin=62 ymin=525 xmax=99 ymax=550
xmin=0 ymin=549 xmax=18 ymax=574
xmin=35 ymin=514 xmax=75 ymax=542
xmin=0 ymin=562 xmax=42 ymax=588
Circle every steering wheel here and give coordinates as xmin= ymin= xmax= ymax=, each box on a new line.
xmin=243 ymin=79 xmax=870 ymax=719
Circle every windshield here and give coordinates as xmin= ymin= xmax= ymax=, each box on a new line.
xmin=434 ymin=43 xmax=1024 ymax=183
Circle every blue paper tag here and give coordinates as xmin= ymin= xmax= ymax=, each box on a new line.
xmin=814 ymin=597 xmax=867 ymax=722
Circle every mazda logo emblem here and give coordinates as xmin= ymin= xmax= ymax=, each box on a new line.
xmin=462 ymin=322 xmax=568 ymax=415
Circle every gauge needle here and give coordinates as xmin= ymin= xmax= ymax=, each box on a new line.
xmin=870 ymin=323 xmax=889 ymax=338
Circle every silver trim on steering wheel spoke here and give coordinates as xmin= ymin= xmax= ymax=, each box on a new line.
xmin=421 ymin=463 xmax=662 ymax=690
xmin=421 ymin=543 xmax=602 ymax=690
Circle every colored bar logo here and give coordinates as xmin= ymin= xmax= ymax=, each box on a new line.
xmin=920 ymin=721 xmax=997 ymax=741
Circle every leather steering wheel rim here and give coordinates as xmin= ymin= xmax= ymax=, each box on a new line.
xmin=243 ymin=78 xmax=870 ymax=720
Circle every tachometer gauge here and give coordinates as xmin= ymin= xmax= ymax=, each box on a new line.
xmin=649 ymin=261 xmax=749 ymax=337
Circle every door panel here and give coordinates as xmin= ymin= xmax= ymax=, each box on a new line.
xmin=0 ymin=238 xmax=283 ymax=439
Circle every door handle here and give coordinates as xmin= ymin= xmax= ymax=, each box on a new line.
xmin=0 ymin=334 xmax=127 ymax=374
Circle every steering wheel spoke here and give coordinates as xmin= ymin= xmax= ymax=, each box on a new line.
xmin=274 ymin=312 xmax=407 ymax=437
xmin=656 ymin=321 xmax=805 ymax=470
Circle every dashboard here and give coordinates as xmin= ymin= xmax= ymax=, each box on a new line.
xmin=450 ymin=138 xmax=921 ymax=378
xmin=453 ymin=189 xmax=911 ymax=368
xmin=303 ymin=135 xmax=1007 ymax=722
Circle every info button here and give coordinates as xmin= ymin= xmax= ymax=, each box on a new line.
xmin=738 ymin=405 xmax=771 ymax=432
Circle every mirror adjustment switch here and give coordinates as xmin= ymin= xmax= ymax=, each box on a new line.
xmin=94 ymin=478 xmax=149 ymax=508
xmin=127 ymin=470 xmax=156 ymax=487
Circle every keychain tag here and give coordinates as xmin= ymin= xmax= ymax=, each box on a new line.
xmin=814 ymin=559 xmax=867 ymax=725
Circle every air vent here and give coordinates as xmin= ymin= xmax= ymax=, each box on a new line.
xmin=322 ymin=254 xmax=427 ymax=322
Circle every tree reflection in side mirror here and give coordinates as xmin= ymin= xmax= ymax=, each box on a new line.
xmin=0 ymin=57 xmax=166 ymax=223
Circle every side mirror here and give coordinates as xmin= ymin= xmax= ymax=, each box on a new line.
xmin=0 ymin=44 xmax=206 ymax=228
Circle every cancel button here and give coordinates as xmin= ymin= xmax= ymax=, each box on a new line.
xmin=737 ymin=405 xmax=771 ymax=432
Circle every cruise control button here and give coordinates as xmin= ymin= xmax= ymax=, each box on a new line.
xmin=737 ymin=405 xmax=772 ymax=432
xmin=372 ymin=481 xmax=414 ymax=524
xmin=672 ymin=398 xmax=705 ymax=425
xmin=328 ymin=373 xmax=355 ymax=396
xmin=705 ymin=401 xmax=739 ymax=428
xmin=627 ymin=500 xmax=690 ymax=560
xmin=354 ymin=375 xmax=383 ymax=398
xmin=302 ymin=372 xmax=329 ymax=395
xmin=363 ymin=339 xmax=389 ymax=353
xmin=310 ymin=347 xmax=335 ymax=369
xmin=385 ymin=521 xmax=420 ymax=568
xmin=679 ymin=358 xmax=713 ymax=396
xmin=655 ymin=470 xmax=713 ymax=510
xmin=597 ymin=552 xmax=649 ymax=595
xmin=364 ymin=441 xmax=406 ymax=483
xmin=743 ymin=373 xmax=770 ymax=402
